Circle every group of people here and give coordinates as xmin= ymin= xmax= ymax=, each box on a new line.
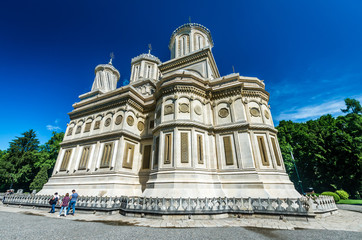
xmin=49 ymin=189 xmax=78 ymax=217
xmin=2 ymin=189 xmax=14 ymax=202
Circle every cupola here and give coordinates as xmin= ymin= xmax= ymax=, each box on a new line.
xmin=169 ymin=23 xmax=214 ymax=59
xmin=130 ymin=50 xmax=161 ymax=83
xmin=91 ymin=58 xmax=120 ymax=93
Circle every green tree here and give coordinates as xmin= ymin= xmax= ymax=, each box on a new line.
xmin=29 ymin=166 xmax=49 ymax=192
xmin=341 ymin=98 xmax=362 ymax=114
xmin=36 ymin=131 xmax=64 ymax=177
xmin=277 ymin=98 xmax=362 ymax=198
xmin=0 ymin=129 xmax=40 ymax=191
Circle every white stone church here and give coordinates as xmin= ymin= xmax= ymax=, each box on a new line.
xmin=40 ymin=23 xmax=300 ymax=199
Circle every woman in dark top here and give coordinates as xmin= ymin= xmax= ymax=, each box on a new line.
xmin=58 ymin=193 xmax=70 ymax=217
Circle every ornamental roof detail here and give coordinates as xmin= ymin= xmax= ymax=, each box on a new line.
xmin=131 ymin=53 xmax=161 ymax=64
xmin=169 ymin=23 xmax=214 ymax=46
xmin=94 ymin=63 xmax=120 ymax=79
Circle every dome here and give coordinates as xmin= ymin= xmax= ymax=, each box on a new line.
xmin=168 ymin=23 xmax=214 ymax=59
xmin=91 ymin=63 xmax=120 ymax=93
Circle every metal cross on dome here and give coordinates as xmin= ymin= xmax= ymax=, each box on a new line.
xmin=109 ymin=52 xmax=115 ymax=64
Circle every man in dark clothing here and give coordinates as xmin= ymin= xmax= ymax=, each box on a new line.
xmin=49 ymin=192 xmax=59 ymax=213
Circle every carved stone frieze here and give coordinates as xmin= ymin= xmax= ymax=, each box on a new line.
xmin=75 ymin=126 xmax=82 ymax=134
xmin=115 ymin=115 xmax=123 ymax=125
xmin=67 ymin=127 xmax=73 ymax=136
xmin=137 ymin=121 xmax=145 ymax=132
xmin=104 ymin=118 xmax=111 ymax=127
xmin=179 ymin=103 xmax=190 ymax=113
xmin=94 ymin=120 xmax=101 ymax=130
xmin=250 ymin=107 xmax=260 ymax=117
xmin=264 ymin=110 xmax=270 ymax=119
xmin=127 ymin=116 xmax=134 ymax=126
xmin=164 ymin=104 xmax=174 ymax=115
xmin=84 ymin=122 xmax=92 ymax=132
xmin=218 ymin=108 xmax=229 ymax=118
xmin=194 ymin=105 xmax=202 ymax=115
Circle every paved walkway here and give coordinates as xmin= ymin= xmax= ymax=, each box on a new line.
xmin=0 ymin=203 xmax=361 ymax=232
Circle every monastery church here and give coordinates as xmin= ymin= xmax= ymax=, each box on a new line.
xmin=39 ymin=23 xmax=300 ymax=199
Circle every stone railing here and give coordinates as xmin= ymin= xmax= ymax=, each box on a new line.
xmin=2 ymin=194 xmax=337 ymax=216
xmin=305 ymin=195 xmax=338 ymax=213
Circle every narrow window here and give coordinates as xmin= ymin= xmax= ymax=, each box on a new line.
xmin=122 ymin=142 xmax=135 ymax=169
xmin=257 ymin=136 xmax=269 ymax=166
xmin=100 ymin=143 xmax=113 ymax=168
xmin=164 ymin=134 xmax=172 ymax=164
xmin=149 ymin=120 xmax=154 ymax=129
xmin=223 ymin=136 xmax=234 ymax=165
xmin=183 ymin=36 xmax=186 ymax=55
xmin=147 ymin=66 xmax=151 ymax=78
xmin=60 ymin=149 xmax=72 ymax=171
xmin=271 ymin=138 xmax=281 ymax=166
xmin=197 ymin=134 xmax=204 ymax=164
xmin=78 ymin=147 xmax=90 ymax=170
xmin=181 ymin=132 xmax=189 ymax=163
xmin=198 ymin=36 xmax=201 ymax=49
xmin=153 ymin=137 xmax=159 ymax=169
xmin=142 ymin=145 xmax=152 ymax=169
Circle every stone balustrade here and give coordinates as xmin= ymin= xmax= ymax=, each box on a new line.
xmin=2 ymin=194 xmax=337 ymax=216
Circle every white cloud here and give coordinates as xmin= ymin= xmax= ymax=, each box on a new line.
xmin=46 ymin=125 xmax=61 ymax=131
xmin=276 ymin=95 xmax=362 ymax=122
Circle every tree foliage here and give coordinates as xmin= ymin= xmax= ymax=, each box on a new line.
xmin=29 ymin=166 xmax=49 ymax=193
xmin=277 ymin=98 xmax=362 ymax=198
xmin=0 ymin=130 xmax=64 ymax=192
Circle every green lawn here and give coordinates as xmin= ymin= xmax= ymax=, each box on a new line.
xmin=337 ymin=199 xmax=362 ymax=204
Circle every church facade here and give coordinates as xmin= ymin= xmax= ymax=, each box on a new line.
xmin=40 ymin=23 xmax=300 ymax=198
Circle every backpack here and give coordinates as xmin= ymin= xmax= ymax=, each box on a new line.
xmin=49 ymin=197 xmax=58 ymax=205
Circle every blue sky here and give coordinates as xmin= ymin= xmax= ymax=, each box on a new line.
xmin=1 ymin=0 xmax=361 ymax=150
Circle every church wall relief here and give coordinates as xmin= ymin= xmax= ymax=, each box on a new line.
xmin=248 ymin=101 xmax=263 ymax=124
xmin=122 ymin=142 xmax=135 ymax=169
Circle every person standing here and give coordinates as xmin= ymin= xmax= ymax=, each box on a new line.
xmin=58 ymin=193 xmax=70 ymax=217
xmin=66 ymin=189 xmax=78 ymax=216
xmin=49 ymin=192 xmax=59 ymax=213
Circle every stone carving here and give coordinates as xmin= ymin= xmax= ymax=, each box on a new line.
xmin=180 ymin=132 xmax=189 ymax=163
xmin=123 ymin=143 xmax=135 ymax=169
xmin=84 ymin=122 xmax=92 ymax=132
xmin=127 ymin=116 xmax=134 ymax=126
xmin=115 ymin=115 xmax=123 ymax=125
xmin=250 ymin=107 xmax=260 ymax=117
xmin=179 ymin=103 xmax=190 ymax=113
xmin=94 ymin=120 xmax=101 ymax=130
xmin=67 ymin=127 xmax=73 ymax=136
xmin=75 ymin=126 xmax=81 ymax=134
xmin=223 ymin=136 xmax=234 ymax=165
xmin=194 ymin=105 xmax=202 ymax=115
xmin=218 ymin=108 xmax=229 ymax=118
xmin=104 ymin=118 xmax=111 ymax=127
xmin=264 ymin=110 xmax=270 ymax=119
xmin=137 ymin=121 xmax=145 ymax=131
xmin=164 ymin=104 xmax=174 ymax=115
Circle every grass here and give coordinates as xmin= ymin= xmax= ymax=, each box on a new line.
xmin=337 ymin=199 xmax=362 ymax=205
